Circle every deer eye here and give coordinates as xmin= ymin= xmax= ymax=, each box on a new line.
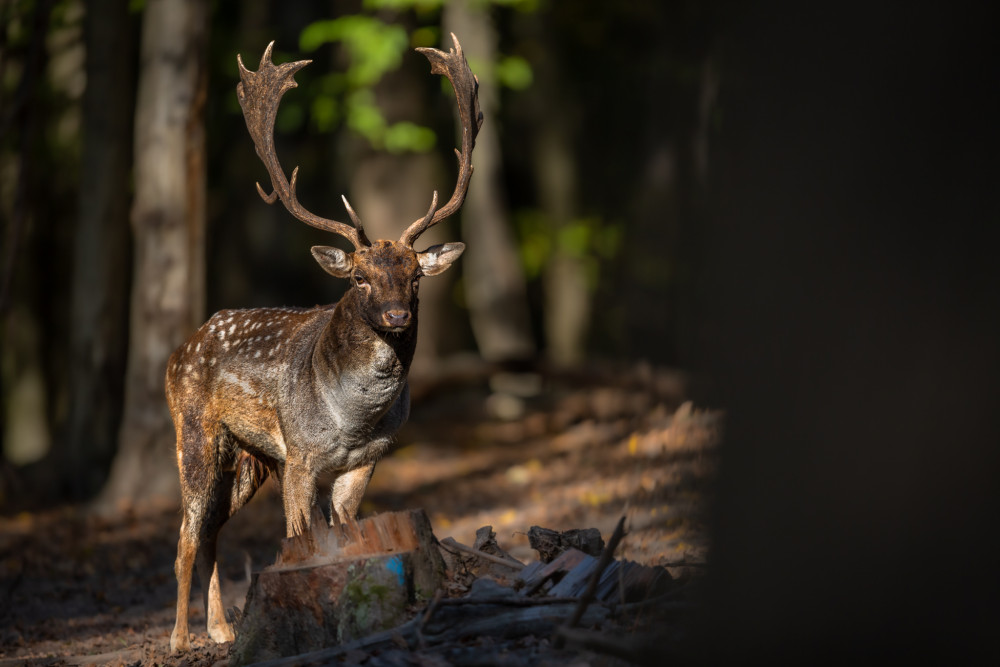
xmin=354 ymin=274 xmax=368 ymax=287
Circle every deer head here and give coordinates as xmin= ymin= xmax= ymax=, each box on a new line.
xmin=235 ymin=34 xmax=482 ymax=332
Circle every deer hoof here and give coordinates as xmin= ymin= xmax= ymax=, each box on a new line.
xmin=169 ymin=629 xmax=190 ymax=653
xmin=209 ymin=621 xmax=235 ymax=644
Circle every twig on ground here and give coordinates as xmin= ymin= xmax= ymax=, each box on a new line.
xmin=415 ymin=589 xmax=443 ymax=648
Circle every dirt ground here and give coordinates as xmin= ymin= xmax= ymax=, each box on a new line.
xmin=0 ymin=361 xmax=721 ymax=666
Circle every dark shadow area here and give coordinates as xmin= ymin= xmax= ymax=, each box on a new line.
xmin=688 ymin=2 xmax=1000 ymax=663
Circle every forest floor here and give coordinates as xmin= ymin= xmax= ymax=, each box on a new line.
xmin=0 ymin=360 xmax=721 ymax=666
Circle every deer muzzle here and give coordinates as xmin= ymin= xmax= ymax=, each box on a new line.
xmin=381 ymin=307 xmax=412 ymax=330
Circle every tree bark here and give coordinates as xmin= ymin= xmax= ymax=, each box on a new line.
xmin=64 ymin=0 xmax=135 ymax=499
xmin=535 ymin=122 xmax=589 ymax=366
xmin=95 ymin=0 xmax=208 ymax=512
xmin=443 ymin=1 xmax=535 ymax=363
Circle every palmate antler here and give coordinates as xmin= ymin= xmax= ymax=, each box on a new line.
xmin=400 ymin=33 xmax=484 ymax=248
xmin=236 ymin=42 xmax=370 ymax=249
xmin=236 ymin=33 xmax=481 ymax=250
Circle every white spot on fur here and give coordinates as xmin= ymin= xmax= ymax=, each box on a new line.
xmin=209 ymin=358 xmax=216 ymax=366
xmin=229 ymin=323 xmax=236 ymax=335
xmin=195 ymin=342 xmax=201 ymax=352
xmin=254 ymin=350 xmax=262 ymax=359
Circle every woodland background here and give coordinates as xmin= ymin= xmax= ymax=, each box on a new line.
xmin=2 ymin=0 xmax=1000 ymax=662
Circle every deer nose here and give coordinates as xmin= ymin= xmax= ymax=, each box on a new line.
xmin=382 ymin=308 xmax=411 ymax=328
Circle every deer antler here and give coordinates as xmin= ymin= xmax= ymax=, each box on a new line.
xmin=237 ymin=42 xmax=370 ymax=249
xmin=400 ymin=33 xmax=483 ymax=248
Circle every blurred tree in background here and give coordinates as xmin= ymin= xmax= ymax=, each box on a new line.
xmin=0 ymin=0 xmax=722 ymax=509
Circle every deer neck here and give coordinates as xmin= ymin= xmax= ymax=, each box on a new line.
xmin=315 ymin=291 xmax=417 ymax=389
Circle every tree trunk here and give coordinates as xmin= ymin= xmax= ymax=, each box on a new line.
xmin=95 ymin=0 xmax=208 ymax=512
xmin=1 ymin=0 xmax=54 ymax=473
xmin=535 ymin=118 xmax=589 ymax=366
xmin=64 ymin=0 xmax=135 ymax=500
xmin=443 ymin=1 xmax=535 ymax=364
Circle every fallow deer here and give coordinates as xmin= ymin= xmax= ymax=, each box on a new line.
xmin=167 ymin=34 xmax=482 ymax=653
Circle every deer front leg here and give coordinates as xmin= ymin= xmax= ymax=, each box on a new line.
xmin=282 ymin=457 xmax=318 ymax=537
xmin=329 ymin=462 xmax=376 ymax=525
xmin=326 ymin=386 xmax=409 ymax=524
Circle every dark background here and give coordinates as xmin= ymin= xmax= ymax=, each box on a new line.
xmin=698 ymin=3 xmax=999 ymax=662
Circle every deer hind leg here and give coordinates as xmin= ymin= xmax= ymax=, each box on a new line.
xmin=171 ymin=414 xmax=210 ymax=653
xmin=171 ymin=420 xmax=240 ymax=651
xmin=199 ymin=449 xmax=272 ymax=646
xmin=195 ymin=481 xmax=237 ymax=646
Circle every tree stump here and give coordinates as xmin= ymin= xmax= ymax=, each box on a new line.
xmin=230 ymin=509 xmax=444 ymax=666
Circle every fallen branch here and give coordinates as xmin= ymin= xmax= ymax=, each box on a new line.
xmin=440 ymin=536 xmax=525 ymax=570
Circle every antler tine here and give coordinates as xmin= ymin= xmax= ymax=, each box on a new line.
xmin=401 ymin=33 xmax=483 ymax=247
xmin=340 ymin=195 xmax=371 ymax=246
xmin=237 ymin=42 xmax=369 ymax=249
xmin=416 ymin=190 xmax=439 ymax=229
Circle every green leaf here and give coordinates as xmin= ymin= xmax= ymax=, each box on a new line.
xmin=557 ymin=222 xmax=591 ymax=258
xmin=496 ymin=55 xmax=533 ymax=90
xmin=384 ymin=121 xmax=436 ymax=154
xmin=310 ymin=96 xmax=339 ymax=132
xmin=346 ymin=90 xmax=386 ymax=144
xmin=300 ymin=17 xmax=408 ymax=87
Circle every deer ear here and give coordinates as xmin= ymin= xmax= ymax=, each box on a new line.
xmin=311 ymin=246 xmax=353 ymax=278
xmin=417 ymin=242 xmax=465 ymax=276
